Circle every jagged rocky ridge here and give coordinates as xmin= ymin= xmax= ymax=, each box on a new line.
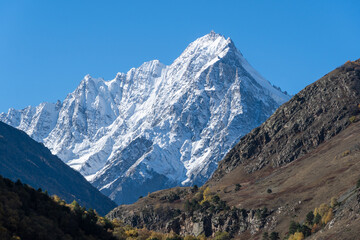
xmin=0 ymin=32 xmax=290 ymax=204
xmin=210 ymin=59 xmax=360 ymax=182
xmin=106 ymin=60 xmax=360 ymax=238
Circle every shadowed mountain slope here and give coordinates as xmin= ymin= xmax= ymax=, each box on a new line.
xmin=0 ymin=121 xmax=116 ymax=215
xmin=0 ymin=175 xmax=116 ymax=240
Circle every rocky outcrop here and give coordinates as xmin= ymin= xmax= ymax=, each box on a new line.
xmin=107 ymin=203 xmax=271 ymax=237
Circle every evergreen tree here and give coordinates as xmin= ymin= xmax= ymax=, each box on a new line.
xmin=262 ymin=232 xmax=269 ymax=240
xmin=306 ymin=211 xmax=314 ymax=225
xmin=269 ymin=231 xmax=279 ymax=240
xmin=314 ymin=213 xmax=322 ymax=224
xmin=289 ymin=221 xmax=300 ymax=234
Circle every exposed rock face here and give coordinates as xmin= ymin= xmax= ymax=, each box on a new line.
xmin=107 ymin=191 xmax=269 ymax=237
xmin=0 ymin=32 xmax=289 ymax=204
xmin=211 ymin=59 xmax=360 ymax=181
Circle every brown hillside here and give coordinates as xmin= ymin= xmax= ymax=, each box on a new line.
xmin=208 ymin=120 xmax=360 ymax=238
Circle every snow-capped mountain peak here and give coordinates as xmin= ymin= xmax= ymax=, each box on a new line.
xmin=0 ymin=33 xmax=290 ymax=204
xmin=174 ymin=32 xmax=232 ymax=68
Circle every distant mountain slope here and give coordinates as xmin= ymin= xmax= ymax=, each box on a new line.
xmin=0 ymin=121 xmax=116 ymax=215
xmin=106 ymin=59 xmax=360 ymax=239
xmin=0 ymin=31 xmax=290 ymax=204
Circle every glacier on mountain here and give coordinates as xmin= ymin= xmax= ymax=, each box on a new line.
xmin=0 ymin=32 xmax=290 ymax=204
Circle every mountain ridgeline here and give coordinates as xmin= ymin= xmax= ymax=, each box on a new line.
xmin=0 ymin=32 xmax=290 ymax=204
xmin=0 ymin=121 xmax=116 ymax=215
xmin=211 ymin=59 xmax=360 ymax=181
xmin=107 ymin=60 xmax=360 ymax=239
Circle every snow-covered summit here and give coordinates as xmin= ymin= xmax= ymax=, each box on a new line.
xmin=181 ymin=31 xmax=231 ymax=56
xmin=0 ymin=32 xmax=290 ymax=204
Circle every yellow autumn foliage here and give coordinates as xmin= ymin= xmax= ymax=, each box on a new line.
xmin=147 ymin=231 xmax=164 ymax=240
xmin=125 ymin=229 xmax=138 ymax=237
xmin=184 ymin=236 xmax=199 ymax=240
xmin=288 ymin=231 xmax=304 ymax=240
xmin=314 ymin=203 xmax=329 ymax=217
xmin=51 ymin=195 xmax=67 ymax=206
xmin=200 ymin=187 xmax=212 ymax=205
xmin=111 ymin=218 xmax=123 ymax=228
xmin=311 ymin=223 xmax=321 ymax=233
xmin=322 ymin=208 xmax=333 ymax=224
xmin=198 ymin=234 xmax=207 ymax=240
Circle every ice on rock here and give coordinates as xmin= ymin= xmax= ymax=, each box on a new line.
xmin=0 ymin=32 xmax=290 ymax=204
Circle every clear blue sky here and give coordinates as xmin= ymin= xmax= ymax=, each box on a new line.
xmin=1 ymin=0 xmax=359 ymax=112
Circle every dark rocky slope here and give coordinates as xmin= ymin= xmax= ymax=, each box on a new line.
xmin=0 ymin=121 xmax=116 ymax=215
xmin=211 ymin=59 xmax=360 ymax=181
xmin=107 ymin=59 xmax=360 ymax=239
